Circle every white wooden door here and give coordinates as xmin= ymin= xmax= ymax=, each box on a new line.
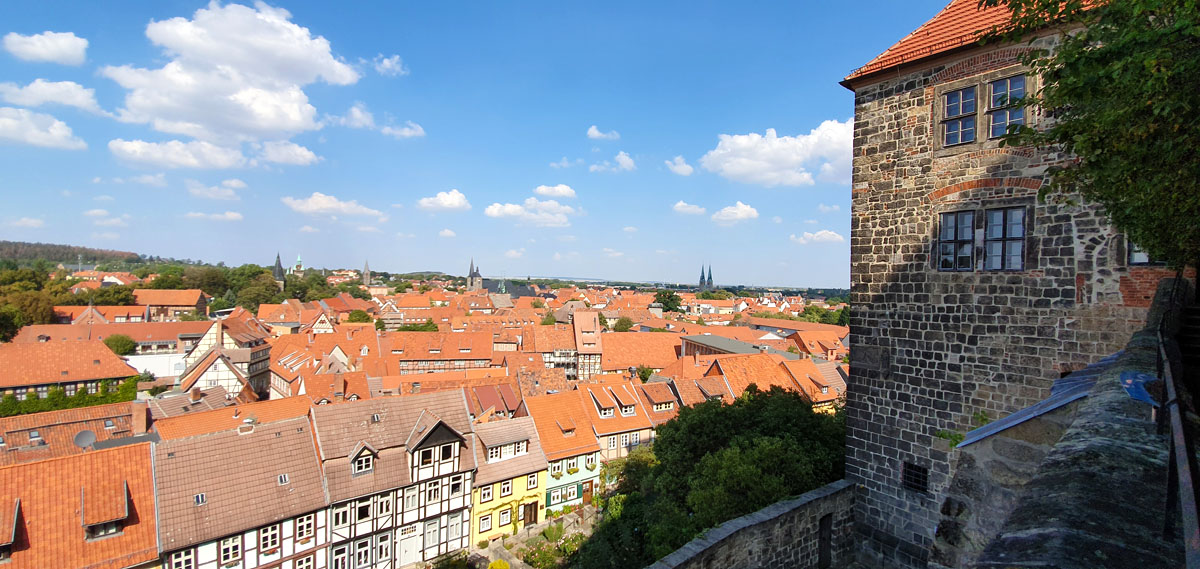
xmin=399 ymin=528 xmax=420 ymax=567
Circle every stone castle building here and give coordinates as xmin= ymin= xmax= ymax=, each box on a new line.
xmin=841 ymin=0 xmax=1181 ymax=566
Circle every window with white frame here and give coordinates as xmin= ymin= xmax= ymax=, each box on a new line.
xmin=567 ymin=457 xmax=578 ymax=470
xmin=479 ymin=514 xmax=492 ymax=533
xmin=620 ymin=404 xmax=635 ymax=416
xmin=424 ymin=521 xmax=439 ymax=546
xmin=631 ymin=432 xmax=640 ymax=446
xmin=567 ymin=485 xmax=578 ymax=500
xmin=420 ymin=448 xmax=434 ymax=466
xmin=551 ymin=461 xmax=563 ymax=475
xmin=86 ymin=521 xmax=121 ymax=539
xmin=296 ymin=555 xmax=315 ymax=569
xmin=550 ymin=488 xmax=562 ymax=505
xmin=988 ymin=75 xmax=1025 ymax=138
xmin=296 ymin=513 xmax=315 ymax=540
xmin=170 ymin=550 xmax=195 ymax=569
xmin=488 ymin=446 xmax=501 ymax=462
xmin=480 ymin=484 xmax=493 ymax=502
xmin=376 ymin=533 xmax=392 ymax=561
xmin=598 ymin=406 xmax=614 ymax=418
xmin=653 ymin=401 xmax=674 ymax=412
xmin=426 ymin=480 xmax=441 ymax=501
xmin=377 ymin=494 xmax=392 ymax=516
xmin=586 ymin=453 xmax=596 ymax=467
xmin=499 ymin=508 xmax=511 ymax=526
xmin=352 ymin=452 xmax=374 ymax=475
xmin=943 ymin=85 xmax=976 ymax=146
xmin=441 ymin=443 xmax=454 ymax=462
xmin=356 ymin=499 xmax=372 ymax=522
xmin=333 ymin=505 xmax=351 ymax=528
xmin=260 ymin=524 xmax=280 ymax=551
xmin=449 ymin=512 xmax=462 ymax=539
xmin=449 ymin=474 xmax=464 ymax=497
xmin=354 ymin=538 xmax=371 ymax=568
xmin=620 ymin=433 xmax=630 ymax=448
xmin=608 ymin=436 xmax=617 ymax=450
xmin=330 ymin=545 xmax=350 ymax=569
xmin=405 ymin=487 xmax=418 ymax=511
xmin=527 ymin=473 xmax=538 ymax=490
xmin=501 ymin=480 xmax=512 ymax=497
xmin=515 ymin=440 xmax=527 ymax=454
xmin=984 ymin=207 xmax=1026 ymax=270
xmin=220 ymin=537 xmax=241 ymax=564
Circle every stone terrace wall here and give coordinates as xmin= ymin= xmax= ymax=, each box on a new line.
xmin=646 ymin=479 xmax=856 ymax=569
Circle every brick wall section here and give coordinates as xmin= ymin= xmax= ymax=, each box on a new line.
xmin=646 ymin=479 xmax=856 ymax=569
xmin=846 ymin=36 xmax=1158 ymax=568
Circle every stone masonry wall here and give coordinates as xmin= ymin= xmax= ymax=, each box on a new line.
xmin=846 ymin=37 xmax=1156 ymax=568
xmin=646 ymin=479 xmax=856 ymax=569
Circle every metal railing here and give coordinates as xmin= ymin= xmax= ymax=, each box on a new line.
xmin=1157 ymin=273 xmax=1200 ymax=567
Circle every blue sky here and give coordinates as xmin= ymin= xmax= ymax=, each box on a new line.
xmin=0 ymin=0 xmax=947 ymax=288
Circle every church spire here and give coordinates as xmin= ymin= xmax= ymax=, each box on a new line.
xmin=363 ymin=260 xmax=370 ymax=285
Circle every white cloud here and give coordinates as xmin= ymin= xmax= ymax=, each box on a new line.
xmin=3 ymin=31 xmax=88 ymax=65
xmin=711 ymin=201 xmax=758 ymax=225
xmin=91 ymin=177 xmax=101 ymax=183
xmin=533 ymin=184 xmax=576 ymax=198
xmin=99 ymin=2 xmax=357 ymax=152
xmin=417 ymin=189 xmax=471 ymax=211
xmin=282 ymin=192 xmax=382 ymax=217
xmin=94 ymin=215 xmax=129 ymax=227
xmin=299 ymin=225 xmax=318 ymax=233
xmin=373 ymin=54 xmax=409 ymax=77
xmin=438 ymin=228 xmax=456 ymax=238
xmin=602 ymin=248 xmax=623 ymax=258
xmin=789 ymin=230 xmax=845 ymax=245
xmin=83 ymin=209 xmax=108 ymax=217
xmin=113 ymin=173 xmax=167 ymax=187
xmin=0 ymin=107 xmax=86 ymax=149
xmin=258 ymin=140 xmax=321 ymax=165
xmin=818 ymin=203 xmax=840 ymax=213
xmin=484 ymin=197 xmax=578 ymax=228
xmin=91 ymin=231 xmax=119 ymax=240
xmin=8 ymin=217 xmax=44 ymax=228
xmin=589 ymin=151 xmax=635 ymax=173
xmin=664 ymin=155 xmax=693 ymax=176
xmin=772 ymin=216 xmax=783 ymax=224
xmin=549 ymin=157 xmax=583 ymax=169
xmin=0 ymin=79 xmax=106 ymax=114
xmin=622 ymin=226 xmax=637 ymax=233
xmin=672 ymin=201 xmax=706 ymax=215
xmin=558 ymin=235 xmax=577 ymax=242
xmin=586 ymin=125 xmax=619 ymax=140
xmin=700 ymin=119 xmax=852 ymax=187
xmin=504 ymin=248 xmax=525 ymax=259
xmin=336 ymin=102 xmax=375 ymax=129
xmin=552 ymin=251 xmax=580 ymax=261
xmin=186 ymin=179 xmax=239 ymax=200
xmin=185 ymin=211 xmax=243 ymax=221
xmin=222 ymin=178 xmax=246 ymax=189
xmin=381 ymin=121 xmax=425 ymax=139
xmin=109 ymin=139 xmax=245 ymax=168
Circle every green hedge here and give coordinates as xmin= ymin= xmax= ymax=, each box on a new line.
xmin=0 ymin=375 xmax=143 ymax=418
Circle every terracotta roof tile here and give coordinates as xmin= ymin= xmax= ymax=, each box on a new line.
xmin=153 ymin=396 xmax=313 ymax=440
xmin=524 ymin=392 xmax=600 ymax=460
xmin=0 ymin=402 xmax=136 ymax=466
xmin=12 ymin=321 xmax=212 ymax=347
xmin=131 ymin=288 xmax=205 ymax=307
xmin=600 ymin=332 xmax=681 ymax=371
xmin=0 ymin=341 xmax=138 ymax=389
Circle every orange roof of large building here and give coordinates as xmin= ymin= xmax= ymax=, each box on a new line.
xmin=600 ymin=332 xmax=682 ymax=371
xmin=524 ymin=391 xmax=600 ymax=461
xmin=579 ymin=379 xmax=653 ymax=436
xmin=780 ymin=358 xmax=844 ymax=405
xmin=844 ymin=0 xmax=1010 ymax=82
xmin=53 ymin=305 xmax=148 ymax=323
xmin=0 ymin=443 xmax=158 ymax=569
xmin=0 ymin=341 xmax=138 ymax=389
xmin=153 ymin=396 xmax=314 ymax=440
xmin=12 ymin=321 xmax=212 ymax=345
xmin=131 ymin=288 xmax=206 ymax=307
xmin=707 ymin=353 xmax=798 ymax=395
xmin=0 ymin=402 xmax=138 ymax=466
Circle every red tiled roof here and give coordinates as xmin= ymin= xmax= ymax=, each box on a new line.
xmin=12 ymin=321 xmax=212 ymax=346
xmin=708 ymin=353 xmax=798 ymax=395
xmin=132 ymin=288 xmax=205 ymax=307
xmin=525 ymin=391 xmax=600 ymax=460
xmin=600 ymin=332 xmax=682 ymax=371
xmin=0 ymin=341 xmax=138 ymax=389
xmin=0 ymin=443 xmax=158 ymax=569
xmin=0 ymin=402 xmax=136 ymax=466
xmin=844 ymin=0 xmax=1010 ymax=82
xmin=153 ymin=396 xmax=315 ymax=440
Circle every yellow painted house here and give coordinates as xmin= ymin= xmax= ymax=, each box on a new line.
xmin=470 ymin=416 xmax=549 ymax=546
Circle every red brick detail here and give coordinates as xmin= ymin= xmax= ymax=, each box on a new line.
xmin=1119 ymin=266 xmax=1198 ymax=308
xmin=926 ymin=177 xmax=1043 ymax=202
xmin=932 ymin=47 xmax=1036 ymax=83
xmin=1076 ymin=274 xmax=1085 ymax=305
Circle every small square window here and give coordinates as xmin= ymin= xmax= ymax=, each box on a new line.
xmin=902 ymin=462 xmax=929 ymax=493
xmin=278 ymin=473 xmax=290 ymax=485
xmin=352 ymin=453 xmax=374 ymax=475
xmin=259 ymin=524 xmax=280 ymax=551
xmin=420 ymin=448 xmax=433 ymax=466
xmin=296 ymin=514 xmax=315 ymax=540
xmin=480 ymin=485 xmax=493 ymax=502
xmin=501 ymin=480 xmax=512 ymax=497
xmin=479 ymin=514 xmax=492 ymax=533
xmin=527 ymin=473 xmax=538 ymax=490
xmin=220 ymin=536 xmax=242 ymax=564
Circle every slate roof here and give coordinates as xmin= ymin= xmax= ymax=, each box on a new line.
xmin=0 ymin=443 xmax=158 ymax=569
xmin=154 ymin=416 xmax=326 ymax=551
xmin=473 ymin=417 xmax=549 ymax=486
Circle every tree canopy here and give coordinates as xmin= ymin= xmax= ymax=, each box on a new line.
xmin=653 ymin=290 xmax=682 ymax=313
xmin=103 ymin=334 xmax=137 ymax=356
xmin=985 ymin=0 xmax=1200 ymax=266
xmin=612 ymin=316 xmax=634 ymax=332
xmin=346 ymin=309 xmax=372 ymax=323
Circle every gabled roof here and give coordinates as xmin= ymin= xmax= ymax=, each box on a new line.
xmin=843 ymin=0 xmax=1011 ymax=84
xmin=473 ymin=417 xmax=549 ymax=486
xmin=525 ymin=391 xmax=601 ymax=460
xmin=709 ymin=353 xmax=798 ymax=395
xmin=0 ymin=443 xmax=157 ymax=569
xmin=153 ymin=396 xmax=313 ymax=440
xmin=12 ymin=321 xmax=213 ymax=345
xmin=132 ymin=288 xmax=206 ymax=307
xmin=0 ymin=401 xmax=137 ymax=466
xmin=600 ymin=332 xmax=682 ymax=371
xmin=0 ymin=341 xmax=138 ymax=389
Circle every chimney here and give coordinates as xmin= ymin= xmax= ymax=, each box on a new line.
xmin=189 ymin=387 xmax=202 ymax=403
xmin=758 ymin=345 xmax=768 ymax=354
xmin=130 ymin=400 xmax=149 ymax=435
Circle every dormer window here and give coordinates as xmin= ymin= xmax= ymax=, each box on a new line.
xmin=620 ymin=405 xmax=635 ymax=416
xmin=653 ymin=402 xmax=674 ymax=412
xmin=86 ymin=520 xmax=122 ymax=540
xmin=598 ymin=407 xmax=613 ymax=418
xmin=360 ymin=346 xmax=369 ymax=356
xmin=352 ymin=453 xmax=374 ymax=475
xmin=419 ymin=448 xmax=434 ymax=466
xmin=488 ymin=446 xmax=501 ymax=462
xmin=193 ymin=493 xmax=206 ymax=506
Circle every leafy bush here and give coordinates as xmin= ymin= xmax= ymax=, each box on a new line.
xmin=103 ymin=334 xmax=137 ymax=356
xmin=488 ymin=561 xmax=510 ymax=569
xmin=541 ymin=522 xmax=565 ymax=543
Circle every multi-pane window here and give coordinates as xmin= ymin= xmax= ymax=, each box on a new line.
xmin=527 ymin=473 xmax=538 ymax=490
xmin=550 ymin=461 xmax=563 ymax=475
xmin=333 ymin=505 xmax=350 ymax=528
xmin=424 ymin=521 xmax=439 ymax=546
xmin=405 ymin=487 xmax=418 ymax=510
xmin=585 ymin=454 xmax=596 ymax=467
xmin=354 ymin=538 xmax=371 ymax=568
xmin=499 ymin=508 xmax=511 ymax=526
xmin=376 ymin=533 xmax=392 ymax=561
xmin=567 ymin=457 xmax=578 ymax=470
xmin=620 ymin=404 xmax=635 ymax=416
xmin=943 ymin=86 xmax=976 ymax=145
xmin=550 ymin=489 xmax=562 ymax=505
xmin=449 ymin=474 xmax=464 ymax=497
xmin=567 ymin=485 xmax=578 ymax=500
xmin=479 ymin=514 xmax=492 ymax=532
xmin=170 ymin=550 xmax=195 ymax=569
xmin=501 ymin=480 xmax=512 ymax=497
xmin=449 ymin=512 xmax=462 ymax=539
xmin=260 ymin=524 xmax=280 ymax=551
xmin=427 ymin=480 xmax=441 ymax=501
xmin=938 ymin=211 xmax=975 ymax=271
xmin=608 ymin=436 xmax=617 ymax=450
xmin=86 ymin=521 xmax=121 ymax=539
xmin=480 ymin=484 xmax=493 ymax=502
xmin=488 ymin=446 xmax=501 ymax=462
xmin=296 ymin=514 xmax=315 ymax=539
xmin=631 ymin=432 xmax=640 ymax=446
xmin=377 ymin=495 xmax=392 ymax=516
xmin=296 ymin=555 xmax=315 ymax=569
xmin=331 ymin=545 xmax=350 ymax=569
xmin=352 ymin=453 xmax=373 ymax=475
xmin=598 ymin=407 xmax=614 ymax=418
xmin=620 ymin=434 xmax=630 ymax=448
xmin=984 ymin=207 xmax=1026 ymax=270
xmin=989 ymin=75 xmax=1025 ymax=138
xmin=220 ymin=537 xmax=242 ymax=564
xmin=515 ymin=440 xmax=527 ymax=454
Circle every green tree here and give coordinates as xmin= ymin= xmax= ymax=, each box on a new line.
xmin=635 ymin=365 xmax=653 ymax=382
xmin=597 ymin=312 xmax=608 ymax=329
xmin=531 ymin=299 xmax=545 ymax=309
xmin=0 ymin=304 xmax=25 ymax=341
xmin=4 ymin=290 xmax=54 ymax=324
xmin=148 ymin=272 xmax=185 ymax=289
xmin=397 ymin=318 xmax=438 ymax=332
xmin=541 ymin=313 xmax=558 ymax=325
xmin=613 ymin=316 xmax=634 ymax=332
xmin=836 ymin=306 xmax=849 ymax=327
xmin=984 ymin=0 xmax=1200 ymax=265
xmin=347 ymin=309 xmax=372 ymax=323
xmin=375 ymin=318 xmax=386 ymax=331
xmin=653 ymin=290 xmax=682 ymax=313
xmin=103 ymin=334 xmax=137 ymax=356
xmin=695 ymin=316 xmax=706 ymax=326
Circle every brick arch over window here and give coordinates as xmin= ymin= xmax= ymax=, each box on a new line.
xmin=932 ymin=47 xmax=1037 ymax=83
xmin=926 ymin=177 xmax=1043 ymax=203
